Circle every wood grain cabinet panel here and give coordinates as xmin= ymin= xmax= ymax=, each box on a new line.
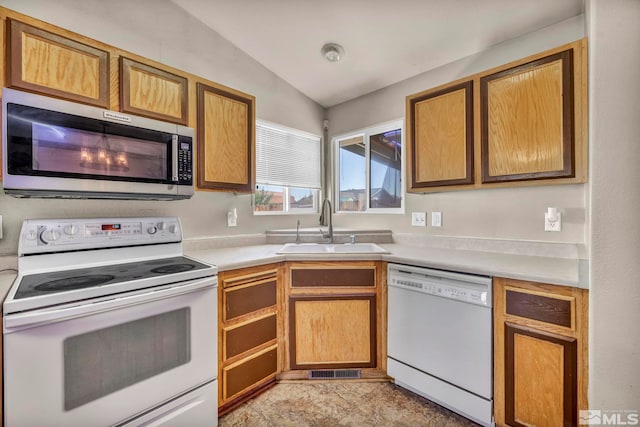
xmin=505 ymin=324 xmax=577 ymax=427
xmin=289 ymin=295 xmax=376 ymax=370
xmin=407 ymin=81 xmax=474 ymax=189
xmin=291 ymin=267 xmax=375 ymax=288
xmin=218 ymin=264 xmax=281 ymax=415
xmin=7 ymin=18 xmax=109 ymax=107
xmin=481 ymin=50 xmax=574 ymax=182
xmin=197 ymin=83 xmax=255 ymax=193
xmin=222 ymin=346 xmax=277 ymax=402
xmin=494 ymin=277 xmax=587 ymax=427
xmin=119 ymin=57 xmax=188 ymax=125
xmin=405 ymin=38 xmax=586 ymax=193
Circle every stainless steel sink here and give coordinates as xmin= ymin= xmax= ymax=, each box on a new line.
xmin=277 ymin=242 xmax=389 ymax=254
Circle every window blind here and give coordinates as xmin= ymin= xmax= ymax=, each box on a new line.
xmin=256 ymin=120 xmax=321 ymax=189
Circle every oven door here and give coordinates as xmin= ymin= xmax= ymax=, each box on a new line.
xmin=3 ymin=277 xmax=217 ymax=427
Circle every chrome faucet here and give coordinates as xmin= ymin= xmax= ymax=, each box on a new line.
xmin=319 ymin=199 xmax=333 ymax=243
xmin=295 ymin=219 xmax=301 ymax=244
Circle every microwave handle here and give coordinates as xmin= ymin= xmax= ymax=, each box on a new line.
xmin=171 ymin=135 xmax=179 ymax=182
xmin=4 ymin=277 xmax=216 ymax=331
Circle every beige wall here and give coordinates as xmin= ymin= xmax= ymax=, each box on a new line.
xmin=327 ymin=15 xmax=587 ymax=244
xmin=587 ymin=0 xmax=640 ymax=411
xmin=0 ymin=0 xmax=326 ymax=255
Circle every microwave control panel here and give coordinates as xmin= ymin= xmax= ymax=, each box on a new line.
xmin=177 ymin=137 xmax=193 ymax=185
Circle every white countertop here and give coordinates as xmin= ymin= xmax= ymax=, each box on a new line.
xmin=187 ymin=242 xmax=586 ymax=288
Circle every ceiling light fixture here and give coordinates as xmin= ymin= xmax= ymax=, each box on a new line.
xmin=321 ymin=43 xmax=345 ymax=62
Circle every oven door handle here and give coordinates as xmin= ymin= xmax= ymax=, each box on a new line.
xmin=4 ymin=277 xmax=216 ymax=331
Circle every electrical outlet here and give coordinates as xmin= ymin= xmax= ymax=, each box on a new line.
xmin=227 ymin=209 xmax=237 ymax=227
xmin=431 ymin=212 xmax=442 ymax=227
xmin=544 ymin=212 xmax=562 ymax=231
xmin=411 ymin=212 xmax=426 ymax=227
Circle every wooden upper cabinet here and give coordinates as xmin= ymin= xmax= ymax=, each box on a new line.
xmin=7 ymin=18 xmax=109 ymax=107
xmin=197 ymin=82 xmax=255 ymax=193
xmin=405 ymin=38 xmax=586 ymax=193
xmin=407 ymin=81 xmax=474 ymax=190
xmin=481 ymin=50 xmax=574 ymax=183
xmin=119 ymin=57 xmax=188 ymax=125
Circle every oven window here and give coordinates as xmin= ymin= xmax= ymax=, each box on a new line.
xmin=63 ymin=308 xmax=190 ymax=411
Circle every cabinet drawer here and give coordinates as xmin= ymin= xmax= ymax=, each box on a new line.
xmin=224 ymin=314 xmax=277 ymax=359
xmin=505 ymin=288 xmax=574 ymax=329
xmin=223 ymin=279 xmax=277 ymax=321
xmin=290 ymin=268 xmax=375 ymax=288
xmin=223 ymin=347 xmax=277 ymax=400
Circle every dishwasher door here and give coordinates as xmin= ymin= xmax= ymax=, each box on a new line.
xmin=387 ymin=264 xmax=493 ymax=425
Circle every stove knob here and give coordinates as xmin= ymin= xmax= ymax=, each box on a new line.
xmin=64 ymin=224 xmax=79 ymax=235
xmin=147 ymin=225 xmax=158 ymax=235
xmin=157 ymin=221 xmax=167 ymax=231
xmin=43 ymin=229 xmax=61 ymax=242
xmin=168 ymin=224 xmax=178 ymax=234
xmin=25 ymin=230 xmax=37 ymax=241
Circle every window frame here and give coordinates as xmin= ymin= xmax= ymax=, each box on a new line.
xmin=333 ymin=119 xmax=405 ymax=214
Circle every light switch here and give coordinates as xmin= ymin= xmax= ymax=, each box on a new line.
xmin=431 ymin=212 xmax=442 ymax=227
xmin=411 ymin=212 xmax=426 ymax=227
xmin=0 ymin=215 xmax=3 ymax=239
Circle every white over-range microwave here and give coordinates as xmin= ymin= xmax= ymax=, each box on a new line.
xmin=2 ymin=88 xmax=194 ymax=200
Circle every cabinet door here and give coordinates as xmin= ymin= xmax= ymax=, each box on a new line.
xmin=119 ymin=57 xmax=188 ymax=125
xmin=504 ymin=323 xmax=577 ymax=427
xmin=407 ymin=81 xmax=474 ymax=189
xmin=7 ymin=18 xmax=109 ymax=107
xmin=494 ymin=278 xmax=588 ymax=427
xmin=196 ymin=82 xmax=255 ymax=193
xmin=289 ymin=295 xmax=376 ymax=370
xmin=481 ymin=50 xmax=574 ymax=182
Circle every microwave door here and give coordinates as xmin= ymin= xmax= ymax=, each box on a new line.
xmin=2 ymin=88 xmax=194 ymax=200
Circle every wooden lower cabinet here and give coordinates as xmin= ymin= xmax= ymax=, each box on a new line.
xmin=494 ymin=277 xmax=588 ymax=427
xmin=284 ymin=261 xmax=386 ymax=376
xmin=218 ymin=264 xmax=282 ymax=415
xmin=290 ymin=295 xmax=376 ymax=369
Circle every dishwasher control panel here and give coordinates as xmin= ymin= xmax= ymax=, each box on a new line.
xmin=388 ymin=264 xmax=492 ymax=307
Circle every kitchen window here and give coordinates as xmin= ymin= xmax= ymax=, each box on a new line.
xmin=254 ymin=120 xmax=321 ymax=214
xmin=334 ymin=120 xmax=404 ymax=213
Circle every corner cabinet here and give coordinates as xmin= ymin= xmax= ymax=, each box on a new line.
xmin=493 ymin=277 xmax=588 ymax=427
xmin=406 ymin=38 xmax=587 ymax=193
xmin=196 ymin=83 xmax=255 ymax=193
xmin=218 ymin=264 xmax=282 ymax=415
xmin=283 ymin=261 xmax=387 ymax=377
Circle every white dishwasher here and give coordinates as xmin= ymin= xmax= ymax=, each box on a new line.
xmin=387 ymin=263 xmax=493 ymax=426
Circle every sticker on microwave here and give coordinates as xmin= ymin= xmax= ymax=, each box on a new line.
xmin=104 ymin=111 xmax=132 ymax=122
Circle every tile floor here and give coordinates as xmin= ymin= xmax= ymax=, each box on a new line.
xmin=219 ymin=382 xmax=479 ymax=427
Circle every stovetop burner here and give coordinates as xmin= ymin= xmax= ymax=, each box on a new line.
xmin=150 ymin=264 xmax=196 ymax=274
xmin=34 ymin=274 xmax=116 ymax=292
xmin=15 ymin=256 xmax=212 ymax=300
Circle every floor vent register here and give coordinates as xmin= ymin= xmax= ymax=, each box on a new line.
xmin=308 ymin=369 xmax=361 ymax=380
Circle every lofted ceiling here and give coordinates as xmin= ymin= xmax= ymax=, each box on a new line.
xmin=171 ymin=0 xmax=583 ymax=108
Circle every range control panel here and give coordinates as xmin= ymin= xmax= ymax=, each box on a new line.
xmin=19 ymin=217 xmax=182 ymax=255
